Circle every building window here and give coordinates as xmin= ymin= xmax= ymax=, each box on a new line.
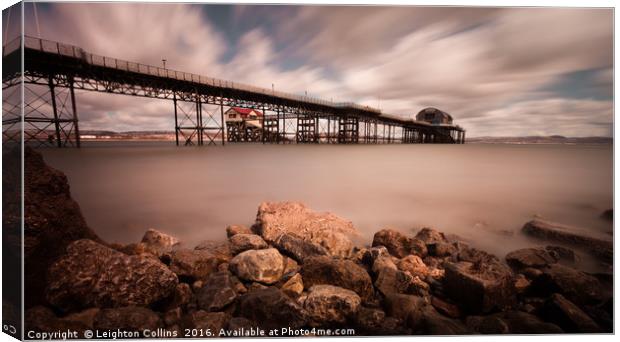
xmin=229 ymin=114 xmax=236 ymax=118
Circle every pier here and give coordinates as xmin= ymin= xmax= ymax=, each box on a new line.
xmin=2 ymin=36 xmax=465 ymax=148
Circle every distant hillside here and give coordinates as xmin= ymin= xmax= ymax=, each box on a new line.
xmin=467 ymin=136 xmax=612 ymax=144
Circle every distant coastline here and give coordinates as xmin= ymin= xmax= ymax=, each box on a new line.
xmin=73 ymin=130 xmax=613 ymax=145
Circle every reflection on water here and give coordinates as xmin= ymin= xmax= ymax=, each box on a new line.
xmin=41 ymin=142 xmax=612 ymax=266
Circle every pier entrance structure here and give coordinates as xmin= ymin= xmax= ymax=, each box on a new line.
xmin=2 ymin=36 xmax=466 ymax=148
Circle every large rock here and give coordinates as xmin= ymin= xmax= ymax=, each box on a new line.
xmin=532 ymin=263 xmax=607 ymax=306
xmin=25 ymin=306 xmax=90 ymax=338
xmin=443 ymin=257 xmax=515 ymax=314
xmin=229 ymin=248 xmax=284 ymax=284
xmin=522 ymin=219 xmax=612 ymax=261
xmin=167 ymin=249 xmax=222 ymax=281
xmin=301 ymin=255 xmax=374 ymax=302
xmin=229 ymin=234 xmax=268 ymax=255
xmin=281 ymin=273 xmax=304 ymax=297
xmin=372 ymin=229 xmax=427 ymax=258
xmin=226 ymin=224 xmax=252 ymax=238
xmin=541 ymin=293 xmax=601 ymax=333
xmin=4 ymin=148 xmax=102 ymax=308
xmin=273 ymin=233 xmax=329 ymax=263
xmin=195 ymin=271 xmax=238 ymax=311
xmin=397 ymin=255 xmax=429 ymax=278
xmin=374 ymin=267 xmax=424 ymax=297
xmin=419 ymin=305 xmax=469 ymax=335
xmin=254 ymin=202 xmax=358 ymax=258
xmin=194 ymin=240 xmax=233 ymax=263
xmin=304 ymin=285 xmax=361 ymax=326
xmin=384 ymin=293 xmax=426 ymax=328
xmin=414 ymin=227 xmax=448 ymax=244
xmin=46 ymin=239 xmax=178 ymax=312
xmin=93 ymin=306 xmax=163 ymax=336
xmin=236 ymin=287 xmax=307 ymax=330
xmin=182 ymin=311 xmax=228 ymax=333
xmin=505 ymin=247 xmax=558 ymax=270
xmin=466 ymin=311 xmax=563 ymax=334
xmin=141 ymin=228 xmax=180 ymax=256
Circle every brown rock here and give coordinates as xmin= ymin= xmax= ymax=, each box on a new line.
xmin=63 ymin=308 xmax=100 ymax=329
xmin=226 ymin=224 xmax=252 ymax=238
xmin=533 ymin=263 xmax=607 ymax=306
xmin=164 ymin=308 xmax=182 ymax=327
xmin=414 ymin=227 xmax=448 ymax=244
xmin=545 ymin=245 xmax=579 ymax=263
xmin=141 ymin=228 xmax=180 ymax=256
xmin=25 ymin=306 xmax=90 ymax=337
xmin=236 ymin=287 xmax=307 ymax=330
xmin=427 ymin=242 xmax=458 ymax=257
xmin=46 ymin=239 xmax=178 ymax=312
xmin=229 ymin=248 xmax=285 ymax=284
xmin=419 ymin=305 xmax=468 ymax=335
xmin=229 ymin=234 xmax=268 ymax=255
xmin=514 ymin=274 xmax=531 ymax=294
xmin=372 ymin=228 xmax=427 ymax=258
xmin=505 ymin=247 xmax=558 ymax=270
xmin=354 ymin=307 xmax=386 ymax=333
xmin=254 ymin=201 xmax=358 ymax=258
xmin=542 ymin=293 xmax=601 ymax=333
xmin=398 ymin=255 xmax=429 ymax=278
xmin=273 ymin=233 xmax=329 ymax=263
xmin=469 ymin=311 xmax=563 ymax=334
xmin=194 ymin=240 xmax=232 ymax=263
xmin=281 ymin=273 xmax=304 ymax=297
xmin=195 ymin=271 xmax=238 ymax=311
xmin=304 ymin=285 xmax=361 ymax=326
xmin=168 ymin=249 xmax=222 ymax=281
xmin=431 ymin=296 xmax=460 ymax=318
xmin=182 ymin=310 xmax=228 ymax=333
xmin=384 ymin=293 xmax=426 ymax=328
xmin=375 ymin=267 xmax=422 ymax=296
xmin=301 ymin=255 xmax=374 ymax=302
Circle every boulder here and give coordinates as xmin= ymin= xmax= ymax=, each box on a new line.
xmin=273 ymin=233 xmax=329 ymax=263
xmin=46 ymin=239 xmax=178 ymax=312
xmin=304 ymin=285 xmax=361 ymax=326
xmin=371 ymin=255 xmax=398 ymax=275
xmin=229 ymin=234 xmax=268 ymax=255
xmin=194 ymin=240 xmax=233 ymax=263
xmin=372 ymin=228 xmax=427 ymax=258
xmin=236 ymin=287 xmax=307 ymax=330
xmin=160 ymin=283 xmax=193 ymax=311
xmin=354 ymin=307 xmax=386 ymax=333
xmin=94 ymin=306 xmax=163 ymax=335
xmin=182 ymin=311 xmax=228 ymax=333
xmin=522 ymin=219 xmax=612 ymax=261
xmin=281 ymin=273 xmax=304 ymax=297
xmin=414 ymin=227 xmax=448 ymax=244
xmin=505 ymin=247 xmax=558 ymax=270
xmin=164 ymin=308 xmax=182 ymax=327
xmin=467 ymin=311 xmax=563 ymax=334
xmin=419 ymin=305 xmax=468 ymax=335
xmin=398 ymin=255 xmax=429 ymax=278
xmin=427 ymin=242 xmax=458 ymax=257
xmin=545 ymin=245 xmax=579 ymax=263
xmin=430 ymin=296 xmax=460 ymax=318
xmin=226 ymin=317 xmax=256 ymax=331
xmin=25 ymin=306 xmax=90 ymax=337
xmin=5 ymin=148 xmax=102 ymax=308
xmin=167 ymin=249 xmax=222 ymax=281
xmin=375 ymin=266 xmax=423 ymax=296
xmin=63 ymin=308 xmax=100 ymax=329
xmin=301 ymin=255 xmax=374 ymax=302
xmin=384 ymin=293 xmax=426 ymax=328
xmin=226 ymin=224 xmax=252 ymax=238
xmin=253 ymin=202 xmax=358 ymax=258
xmin=141 ymin=228 xmax=180 ymax=256
xmin=229 ymin=248 xmax=285 ymax=284
xmin=443 ymin=259 xmax=515 ymax=314
xmin=195 ymin=271 xmax=238 ymax=311
xmin=541 ymin=293 xmax=601 ymax=333
xmin=532 ymin=263 xmax=607 ymax=306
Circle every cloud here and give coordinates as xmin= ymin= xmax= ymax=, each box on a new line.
xmin=22 ymin=4 xmax=613 ymax=137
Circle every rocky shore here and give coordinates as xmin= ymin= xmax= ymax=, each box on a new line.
xmin=13 ymin=148 xmax=613 ymax=336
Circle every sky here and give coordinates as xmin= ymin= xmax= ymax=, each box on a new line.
xmin=4 ymin=2 xmax=614 ymax=137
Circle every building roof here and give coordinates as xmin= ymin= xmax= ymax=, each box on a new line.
xmin=417 ymin=107 xmax=453 ymax=121
xmin=229 ymin=107 xmax=263 ymax=117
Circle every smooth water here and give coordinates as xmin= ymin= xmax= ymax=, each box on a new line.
xmin=41 ymin=142 xmax=612 ymax=266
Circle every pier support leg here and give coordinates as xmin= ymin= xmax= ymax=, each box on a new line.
xmin=173 ymin=94 xmax=179 ymax=146
xmin=48 ymin=75 xmax=62 ymax=148
xmin=68 ymin=77 xmax=81 ymax=148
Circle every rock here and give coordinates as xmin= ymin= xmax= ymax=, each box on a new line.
xmin=522 ymin=219 xmax=612 ymax=261
xmin=541 ymin=293 xmax=601 ymax=333
xmin=514 ymin=274 xmax=531 ymax=294
xmin=361 ymin=246 xmax=391 ymax=266
xmin=229 ymin=234 xmax=268 ymax=255
xmin=229 ymin=248 xmax=285 ymax=284
xmin=195 ymin=271 xmax=237 ymax=311
xmin=600 ymin=209 xmax=612 ymax=221
xmin=254 ymin=202 xmax=358 ymax=258
xmin=443 ymin=259 xmax=515 ymax=314
xmin=398 ymin=255 xmax=429 ymax=278
xmin=273 ymin=233 xmax=329 ymax=263
xmin=168 ymin=248 xmax=228 ymax=281
xmin=164 ymin=308 xmax=182 ymax=327
xmin=301 ymin=255 xmax=374 ymax=302
xmin=505 ymin=247 xmax=558 ymax=270
xmin=375 ymin=267 xmax=422 ymax=296
xmin=304 ymin=285 xmax=361 ymax=326
xmin=431 ymin=296 xmax=460 ymax=318
xmin=226 ymin=224 xmax=252 ymax=237
xmin=94 ymin=306 xmax=163 ymax=335
xmin=141 ymin=228 xmax=180 ymax=256
xmin=371 ymin=255 xmax=398 ymax=274
xmin=414 ymin=227 xmax=448 ymax=244
xmin=282 ymin=256 xmax=300 ymax=276
xmin=236 ymin=287 xmax=307 ymax=330
xmin=468 ymin=311 xmax=563 ymax=334
xmin=354 ymin=307 xmax=386 ymax=333
xmin=46 ymin=239 xmax=178 ymax=312
xmin=247 ymin=282 xmax=269 ymax=292
xmin=372 ymin=228 xmax=427 ymax=258
xmin=5 ymin=148 xmax=103 ymax=308
xmin=227 ymin=317 xmax=256 ymax=331
xmin=25 ymin=306 xmax=90 ymax=337
xmin=545 ymin=245 xmax=579 ymax=263
xmin=63 ymin=308 xmax=100 ymax=329
xmin=419 ymin=305 xmax=469 ymax=335
xmin=384 ymin=293 xmax=426 ymax=328
xmin=193 ymin=240 xmax=233 ymax=263
xmin=427 ymin=242 xmax=458 ymax=257
xmin=281 ymin=273 xmax=304 ymax=297
xmin=182 ymin=310 xmax=228 ymax=333
xmin=159 ymin=283 xmax=193 ymax=312
xmin=533 ymin=263 xmax=606 ymax=306
xmin=522 ymin=267 xmax=543 ymax=280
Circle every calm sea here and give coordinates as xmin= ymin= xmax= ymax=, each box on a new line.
xmin=41 ymin=142 xmax=612 ymax=269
